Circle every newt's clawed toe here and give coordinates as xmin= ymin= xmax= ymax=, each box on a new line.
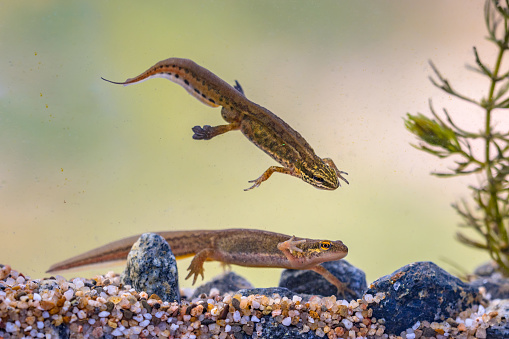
xmin=278 ymin=236 xmax=306 ymax=253
xmin=185 ymin=266 xmax=205 ymax=285
xmin=192 ymin=125 xmax=213 ymax=140
xmin=244 ymin=178 xmax=262 ymax=191
xmin=336 ymin=283 xmax=356 ymax=300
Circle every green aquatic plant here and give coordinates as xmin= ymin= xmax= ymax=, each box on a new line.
xmin=405 ymin=0 xmax=509 ymax=274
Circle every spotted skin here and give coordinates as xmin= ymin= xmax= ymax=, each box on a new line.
xmin=47 ymin=229 xmax=350 ymax=295
xmin=101 ymin=58 xmax=348 ymax=190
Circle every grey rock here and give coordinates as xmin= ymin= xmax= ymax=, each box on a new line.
xmin=366 ymin=261 xmax=483 ymax=335
xmin=246 ymin=316 xmax=324 ymax=339
xmin=471 ymin=272 xmax=509 ymax=300
xmin=279 ymin=260 xmax=365 ymax=299
xmin=474 ymin=261 xmax=499 ymax=277
xmin=37 ymin=279 xmax=60 ymax=292
xmin=486 ymin=299 xmax=509 ymax=338
xmin=120 ymin=233 xmax=180 ymax=302
xmin=237 ymin=287 xmax=300 ymax=299
xmin=471 ymin=261 xmax=509 ymax=300
xmin=192 ymin=271 xmax=253 ymax=299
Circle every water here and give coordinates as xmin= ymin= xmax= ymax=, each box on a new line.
xmin=0 ymin=0 xmax=489 ymax=287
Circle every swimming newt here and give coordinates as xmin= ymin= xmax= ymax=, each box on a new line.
xmin=47 ymin=229 xmax=350 ymax=295
xmin=102 ymin=58 xmax=348 ymax=191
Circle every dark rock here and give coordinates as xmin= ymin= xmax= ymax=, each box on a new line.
xmin=250 ymin=316 xmax=323 ymax=339
xmin=38 ymin=279 xmax=59 ymax=292
xmin=226 ymin=313 xmax=326 ymax=339
xmin=279 ymin=260 xmax=365 ymax=299
xmin=192 ymin=271 xmax=253 ymax=299
xmin=486 ymin=299 xmax=509 ymax=338
xmin=487 ymin=323 xmax=509 ymax=339
xmin=474 ymin=261 xmax=499 ymax=277
xmin=57 ymin=324 xmax=70 ymax=338
xmin=471 ymin=261 xmax=509 ymax=300
xmin=471 ymin=272 xmax=509 ymax=300
xmin=120 ymin=233 xmax=180 ymax=302
xmin=366 ymin=261 xmax=483 ymax=335
xmin=237 ymin=287 xmax=300 ymax=300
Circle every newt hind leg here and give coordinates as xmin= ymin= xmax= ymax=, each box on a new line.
xmin=233 ymin=80 xmax=245 ymax=96
xmin=192 ymin=121 xmax=240 ymax=140
xmin=192 ymin=104 xmax=243 ymax=140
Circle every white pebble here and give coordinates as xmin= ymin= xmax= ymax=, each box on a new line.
xmin=292 ymin=295 xmax=302 ymax=303
xmin=73 ymin=279 xmax=84 ymax=289
xmin=364 ymin=294 xmax=373 ymax=303
xmin=5 ymin=322 xmax=16 ymax=332
xmin=42 ymin=311 xmax=50 ymax=319
xmin=281 ymin=317 xmax=292 ymax=326
xmin=252 ymin=300 xmax=261 ymax=309
xmin=225 ymin=324 xmax=231 ymax=332
xmin=139 ymin=319 xmax=150 ymax=327
xmin=412 ymin=321 xmax=420 ymax=331
xmin=342 ymin=318 xmax=353 ymax=330
xmin=465 ymin=318 xmax=474 ymax=327
xmin=37 ymin=321 xmax=44 ymax=329
xmin=406 ymin=334 xmax=416 ymax=339
xmin=64 ymin=289 xmax=74 ymax=301
xmin=98 ymin=311 xmax=110 ymax=318
xmin=131 ymin=326 xmax=142 ymax=334
xmin=88 ymin=318 xmax=96 ymax=325
xmin=106 ymin=285 xmax=118 ymax=295
xmin=233 ymin=311 xmax=241 ymax=322
xmin=143 ymin=313 xmax=152 ymax=320
xmin=111 ymin=328 xmax=123 ymax=336
xmin=33 ymin=293 xmax=42 ymax=302
xmin=155 ymin=311 xmax=164 ymax=318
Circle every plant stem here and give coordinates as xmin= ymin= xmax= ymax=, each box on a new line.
xmin=486 ymin=44 xmax=508 ymax=255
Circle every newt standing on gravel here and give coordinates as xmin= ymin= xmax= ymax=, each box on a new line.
xmin=102 ymin=58 xmax=348 ymax=191
xmin=47 ymin=229 xmax=350 ymax=295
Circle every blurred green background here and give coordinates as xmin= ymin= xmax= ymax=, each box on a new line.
xmin=0 ymin=1 xmax=494 ymax=288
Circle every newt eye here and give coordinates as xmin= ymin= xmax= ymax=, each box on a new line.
xmin=320 ymin=241 xmax=331 ymax=250
xmin=313 ymin=176 xmax=325 ymax=183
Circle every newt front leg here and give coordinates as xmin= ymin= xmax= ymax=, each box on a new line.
xmin=185 ymin=248 xmax=214 ymax=285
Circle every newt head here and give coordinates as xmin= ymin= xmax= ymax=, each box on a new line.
xmin=288 ymin=238 xmax=348 ymax=269
xmin=297 ymin=159 xmax=348 ymax=190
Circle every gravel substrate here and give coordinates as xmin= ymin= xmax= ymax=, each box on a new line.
xmin=0 ymin=264 xmax=505 ymax=338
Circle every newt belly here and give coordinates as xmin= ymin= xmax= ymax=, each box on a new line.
xmin=102 ymin=58 xmax=349 ymax=190
xmin=47 ymin=229 xmax=349 ymax=295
